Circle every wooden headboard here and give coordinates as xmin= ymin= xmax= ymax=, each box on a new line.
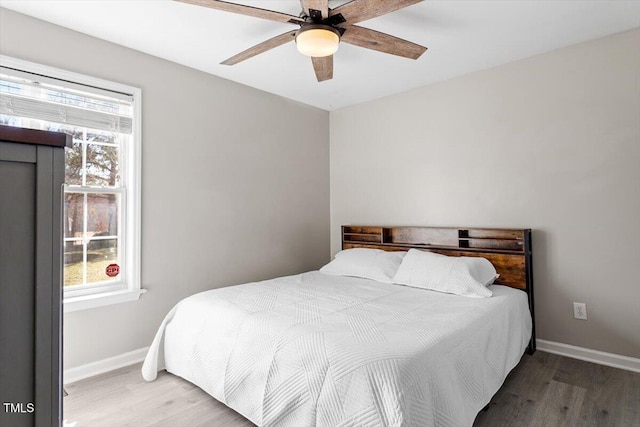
xmin=342 ymin=225 xmax=535 ymax=354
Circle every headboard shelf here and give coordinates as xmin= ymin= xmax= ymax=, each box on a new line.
xmin=342 ymin=225 xmax=535 ymax=354
xmin=343 ymin=225 xmax=527 ymax=254
xmin=342 ymin=226 xmax=383 ymax=243
xmin=458 ymin=228 xmax=523 ymax=239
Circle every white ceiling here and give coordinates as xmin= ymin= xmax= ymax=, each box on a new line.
xmin=2 ymin=1 xmax=639 ymax=110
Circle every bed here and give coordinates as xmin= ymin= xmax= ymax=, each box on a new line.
xmin=142 ymin=226 xmax=535 ymax=427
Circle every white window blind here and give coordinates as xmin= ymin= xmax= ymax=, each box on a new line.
xmin=0 ymin=67 xmax=133 ymax=134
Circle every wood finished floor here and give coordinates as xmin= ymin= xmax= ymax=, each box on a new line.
xmin=64 ymin=351 xmax=640 ymax=427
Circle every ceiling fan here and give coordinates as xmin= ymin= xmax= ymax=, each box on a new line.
xmin=176 ymin=0 xmax=427 ymax=82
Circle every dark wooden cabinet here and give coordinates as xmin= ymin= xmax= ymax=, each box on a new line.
xmin=0 ymin=125 xmax=69 ymax=427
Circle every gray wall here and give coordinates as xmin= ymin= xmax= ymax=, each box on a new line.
xmin=0 ymin=8 xmax=330 ymax=370
xmin=330 ymin=29 xmax=640 ymax=358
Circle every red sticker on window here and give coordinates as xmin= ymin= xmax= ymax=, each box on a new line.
xmin=106 ymin=263 xmax=120 ymax=277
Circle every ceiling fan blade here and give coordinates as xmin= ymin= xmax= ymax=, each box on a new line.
xmin=175 ymin=0 xmax=304 ymax=24
xmin=330 ymin=0 xmax=423 ymax=24
xmin=300 ymin=0 xmax=329 ymax=19
xmin=221 ymin=30 xmax=297 ymax=65
xmin=311 ymin=56 xmax=333 ymax=82
xmin=341 ymin=25 xmax=426 ymax=59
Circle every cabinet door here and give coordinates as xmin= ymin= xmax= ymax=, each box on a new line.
xmin=0 ymin=142 xmax=37 ymax=427
xmin=0 ymin=141 xmax=63 ymax=427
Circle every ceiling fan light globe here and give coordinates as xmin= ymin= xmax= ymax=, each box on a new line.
xmin=296 ymin=27 xmax=340 ymax=57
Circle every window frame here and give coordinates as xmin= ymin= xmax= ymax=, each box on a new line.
xmin=0 ymin=55 xmax=143 ymax=312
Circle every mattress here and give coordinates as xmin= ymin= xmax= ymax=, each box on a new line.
xmin=142 ymin=271 xmax=532 ymax=427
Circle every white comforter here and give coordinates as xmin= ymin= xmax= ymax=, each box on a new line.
xmin=142 ymin=271 xmax=531 ymax=427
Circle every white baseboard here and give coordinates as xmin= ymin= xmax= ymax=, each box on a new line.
xmin=537 ymin=339 xmax=640 ymax=373
xmin=64 ymin=347 xmax=149 ymax=385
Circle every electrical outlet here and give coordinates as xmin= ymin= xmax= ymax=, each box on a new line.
xmin=573 ymin=302 xmax=587 ymax=320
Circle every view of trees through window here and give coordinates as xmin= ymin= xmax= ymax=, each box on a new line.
xmin=62 ymin=126 xmax=122 ymax=287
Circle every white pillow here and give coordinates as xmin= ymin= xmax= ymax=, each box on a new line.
xmin=392 ymin=249 xmax=493 ymax=298
xmin=460 ymin=256 xmax=499 ymax=286
xmin=320 ymin=248 xmax=406 ymax=283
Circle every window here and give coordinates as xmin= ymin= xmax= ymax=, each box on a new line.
xmin=0 ymin=56 xmax=142 ymax=311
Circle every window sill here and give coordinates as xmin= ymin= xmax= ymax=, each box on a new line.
xmin=64 ymin=288 xmax=147 ymax=313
